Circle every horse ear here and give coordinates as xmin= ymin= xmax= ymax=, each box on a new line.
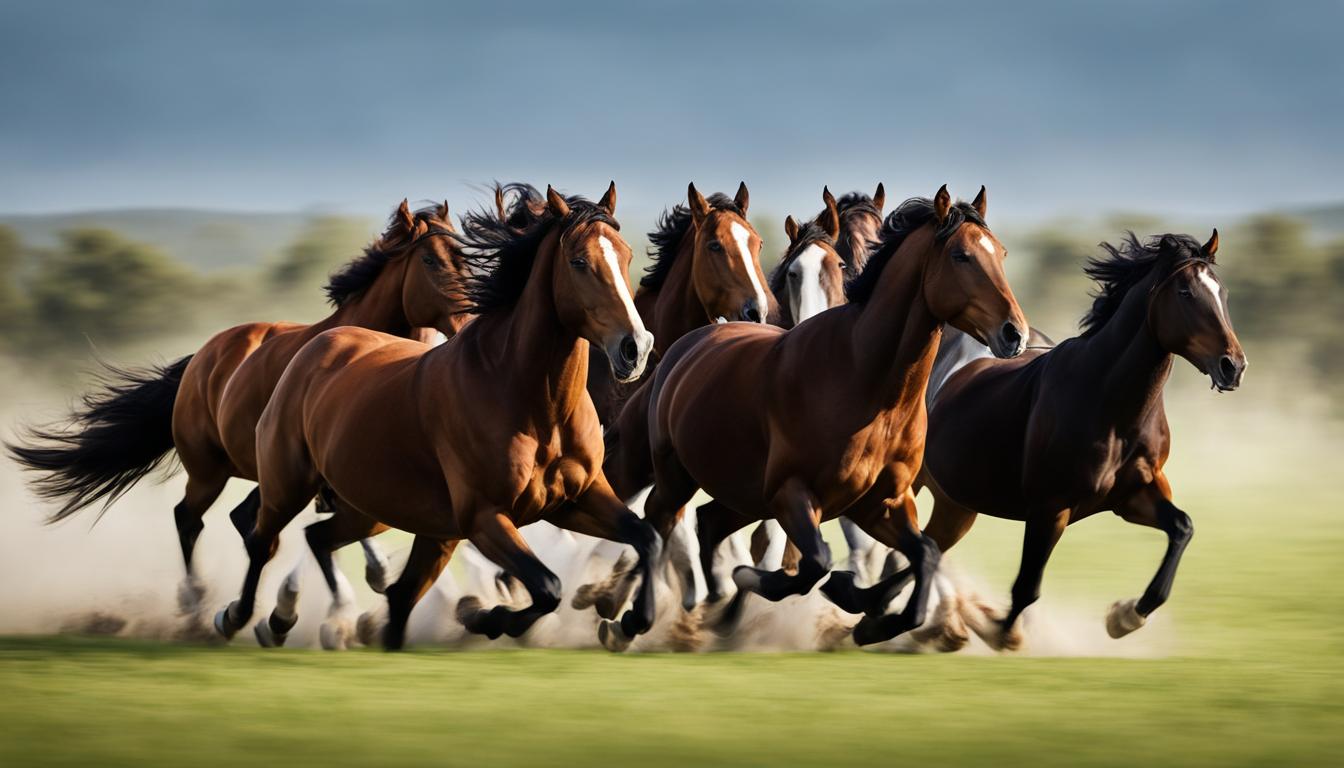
xmin=546 ymin=185 xmax=570 ymax=218
xmin=820 ymin=194 xmax=841 ymax=239
xmin=688 ymin=183 xmax=710 ymax=224
xmin=873 ymin=182 xmax=886 ymax=212
xmin=933 ymin=185 xmax=951 ymax=225
xmin=598 ymin=180 xmax=617 ymax=216
xmin=785 ymin=216 xmax=800 ymax=244
xmin=438 ymin=200 xmax=450 ymax=220
xmin=972 ymin=185 xmax=987 ymax=219
xmin=734 ymin=181 xmax=750 ymax=215
xmin=1202 ymin=228 xmax=1220 ymax=261
xmin=494 ymin=185 xmax=507 ymax=221
xmin=822 ymin=185 xmax=837 ymax=212
xmin=396 ymin=199 xmax=415 ymax=231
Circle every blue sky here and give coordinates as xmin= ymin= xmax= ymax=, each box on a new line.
xmin=1 ymin=1 xmax=1339 ymax=220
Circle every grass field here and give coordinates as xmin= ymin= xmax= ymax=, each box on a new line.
xmin=2 ymin=387 xmax=1342 ymax=766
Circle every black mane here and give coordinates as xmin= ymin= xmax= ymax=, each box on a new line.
xmin=767 ymin=221 xmax=834 ymax=298
xmin=833 ymin=191 xmax=882 ymax=221
xmin=1080 ymin=232 xmax=1210 ymax=336
xmin=844 ymin=197 xmax=985 ymax=304
xmin=493 ymin=182 xmax=546 ymax=231
xmin=324 ymin=204 xmax=449 ymax=307
xmin=641 ymin=192 xmax=743 ymax=291
xmin=453 ymin=194 xmax=617 ymax=314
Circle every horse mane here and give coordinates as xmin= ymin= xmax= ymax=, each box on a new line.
xmin=453 ymin=193 xmax=617 ymax=314
xmin=1080 ymin=232 xmax=1210 ymax=337
xmin=844 ymin=196 xmax=985 ymax=304
xmin=324 ymin=203 xmax=449 ymax=306
xmin=767 ymin=221 xmax=833 ymax=298
xmin=641 ymin=192 xmax=744 ymax=291
xmin=833 ymin=191 xmax=882 ymax=221
xmin=492 ymin=182 xmax=547 ymax=230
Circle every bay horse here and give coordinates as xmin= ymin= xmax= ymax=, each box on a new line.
xmin=918 ymin=230 xmax=1245 ymax=650
xmin=603 ymin=185 xmax=1029 ymax=646
xmin=213 ymin=184 xmax=663 ymax=651
xmin=8 ymin=200 xmax=471 ymax=615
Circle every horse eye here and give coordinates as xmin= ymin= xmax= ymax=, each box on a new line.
xmin=1178 ymin=288 xmax=1192 ymax=297
xmin=421 ymin=253 xmax=436 ymax=265
xmin=569 ymin=258 xmax=588 ymax=269
xmin=708 ymin=241 xmax=723 ymax=252
xmin=952 ymin=252 xmax=971 ymax=263
xmin=789 ymin=271 xmax=800 ymax=281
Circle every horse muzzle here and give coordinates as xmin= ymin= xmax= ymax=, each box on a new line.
xmin=987 ymin=321 xmax=1028 ymax=359
xmin=1210 ymin=353 xmax=1246 ymax=392
xmin=607 ymin=330 xmax=654 ymax=383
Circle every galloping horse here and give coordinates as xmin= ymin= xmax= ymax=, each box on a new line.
xmin=918 ymin=231 xmax=1245 ymax=650
xmin=213 ymin=185 xmax=664 ymax=651
xmin=8 ymin=201 xmax=471 ymax=615
xmin=604 ymin=186 xmax=1029 ymax=646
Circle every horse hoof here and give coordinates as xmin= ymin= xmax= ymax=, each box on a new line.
xmin=455 ymin=596 xmax=484 ymax=630
xmin=1106 ymin=598 xmax=1147 ymax=639
xmin=213 ymin=602 xmax=241 ymax=640
xmin=731 ymin=566 xmax=761 ymax=593
xmin=320 ymin=616 xmax=355 ymax=651
xmin=570 ymin=583 xmax=599 ymax=610
xmin=364 ymin=565 xmax=388 ymax=595
xmin=818 ymin=571 xmax=864 ymax=614
xmin=254 ymin=619 xmax=287 ymax=648
xmin=176 ymin=578 xmax=206 ymax=616
xmin=598 ymin=618 xmax=633 ymax=652
xmin=356 ymin=610 xmax=386 ymax=647
xmin=850 ymin=615 xmax=882 ymax=646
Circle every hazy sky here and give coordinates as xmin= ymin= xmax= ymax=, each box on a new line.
xmin=1 ymin=1 xmax=1339 ymax=221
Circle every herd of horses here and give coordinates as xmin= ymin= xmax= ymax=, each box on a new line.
xmin=7 ymin=180 xmax=1246 ymax=653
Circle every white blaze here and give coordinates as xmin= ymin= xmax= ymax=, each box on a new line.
xmin=599 ymin=236 xmax=647 ymax=335
xmin=790 ymin=243 xmax=830 ymax=323
xmin=978 ymin=235 xmax=996 ymax=256
xmin=730 ymin=221 xmax=769 ymax=323
xmin=1195 ymin=266 xmax=1228 ymax=325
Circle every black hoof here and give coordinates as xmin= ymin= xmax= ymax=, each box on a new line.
xmin=851 ymin=615 xmax=883 ymax=646
xmin=820 ymin=571 xmax=865 ymax=614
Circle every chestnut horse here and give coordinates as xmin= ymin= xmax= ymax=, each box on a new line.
xmin=213 ymin=185 xmax=663 ymax=651
xmin=8 ymin=201 xmax=470 ymax=614
xmin=918 ymin=231 xmax=1245 ymax=650
xmin=604 ymin=186 xmax=1029 ymax=646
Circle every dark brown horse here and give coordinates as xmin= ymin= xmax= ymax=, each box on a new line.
xmin=919 ymin=230 xmax=1245 ymax=650
xmin=8 ymin=201 xmax=471 ymax=616
xmin=604 ymin=186 xmax=1029 ymax=646
xmin=586 ymin=183 xmax=770 ymax=424
xmin=213 ymin=185 xmax=662 ymax=651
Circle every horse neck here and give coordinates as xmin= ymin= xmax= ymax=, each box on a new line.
xmin=646 ymin=235 xmax=705 ymax=353
xmin=320 ymin=256 xmax=413 ymax=336
xmin=1077 ymin=274 xmax=1173 ymax=427
xmin=494 ymin=233 xmax=590 ymax=416
xmin=849 ymin=231 xmax=943 ymax=409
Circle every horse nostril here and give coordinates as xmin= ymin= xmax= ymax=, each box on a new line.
xmin=619 ymin=336 xmax=639 ymax=366
xmin=741 ymin=301 xmax=762 ymax=323
xmin=1219 ymin=355 xmax=1239 ymax=382
xmin=1001 ymin=322 xmax=1022 ymax=349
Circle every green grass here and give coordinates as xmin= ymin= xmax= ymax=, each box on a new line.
xmin=2 ymin=400 xmax=1342 ymax=766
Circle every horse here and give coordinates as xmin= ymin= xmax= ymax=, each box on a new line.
xmin=212 ymin=184 xmax=664 ymax=652
xmin=259 ymin=183 xmax=550 ymax=649
xmin=7 ymin=200 xmax=472 ymax=620
xmin=601 ymin=185 xmax=1029 ymax=647
xmin=917 ymin=230 xmax=1245 ymax=650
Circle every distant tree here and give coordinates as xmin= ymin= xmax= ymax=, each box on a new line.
xmin=268 ymin=216 xmax=368 ymax=294
xmin=0 ymin=225 xmax=24 ymax=341
xmin=25 ymin=228 xmax=199 ymax=352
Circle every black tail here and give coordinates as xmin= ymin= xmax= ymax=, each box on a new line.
xmin=7 ymin=355 xmax=192 ymax=523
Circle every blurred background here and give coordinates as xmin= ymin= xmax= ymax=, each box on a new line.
xmin=1 ymin=1 xmax=1341 ymax=765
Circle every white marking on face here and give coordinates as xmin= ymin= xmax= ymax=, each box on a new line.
xmin=790 ymin=244 xmax=829 ymax=324
xmin=977 ymin=235 xmax=996 ymax=256
xmin=730 ymin=221 xmax=768 ymax=323
xmin=1194 ymin=266 xmax=1228 ymax=325
xmin=599 ymin=236 xmax=649 ymax=337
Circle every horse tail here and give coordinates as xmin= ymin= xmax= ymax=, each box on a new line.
xmin=7 ymin=355 xmax=192 ymax=523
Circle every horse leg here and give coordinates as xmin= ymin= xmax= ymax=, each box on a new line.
xmin=731 ymin=479 xmax=831 ymax=602
xmin=547 ymin=474 xmax=662 ymax=651
xmin=456 ymin=511 xmax=563 ymax=642
xmin=214 ymin=495 xmax=308 ymax=641
xmin=845 ymin=493 xmax=943 ymax=646
xmin=839 ymin=517 xmax=882 ymax=586
xmin=172 ymin=472 xmax=229 ymax=616
xmin=968 ymin=507 xmax=1069 ymax=652
xmin=1107 ymin=481 xmax=1192 ymax=638
xmin=695 ymin=499 xmax=755 ymax=604
xmin=382 ymin=535 xmax=457 ymax=651
xmin=664 ymin=510 xmax=706 ymax=612
xmin=360 ymin=538 xmax=393 ymax=594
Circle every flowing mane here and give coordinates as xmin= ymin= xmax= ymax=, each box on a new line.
xmin=453 ymin=194 xmax=616 ymax=314
xmin=833 ymin=191 xmax=882 ymax=221
xmin=324 ymin=203 xmax=451 ymax=306
xmin=767 ymin=221 xmax=833 ymax=298
xmin=492 ymin=181 xmax=547 ymax=230
xmin=641 ymin=192 xmax=743 ymax=291
xmin=1080 ymin=232 xmax=1211 ymax=337
xmin=845 ymin=196 xmax=985 ymax=304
